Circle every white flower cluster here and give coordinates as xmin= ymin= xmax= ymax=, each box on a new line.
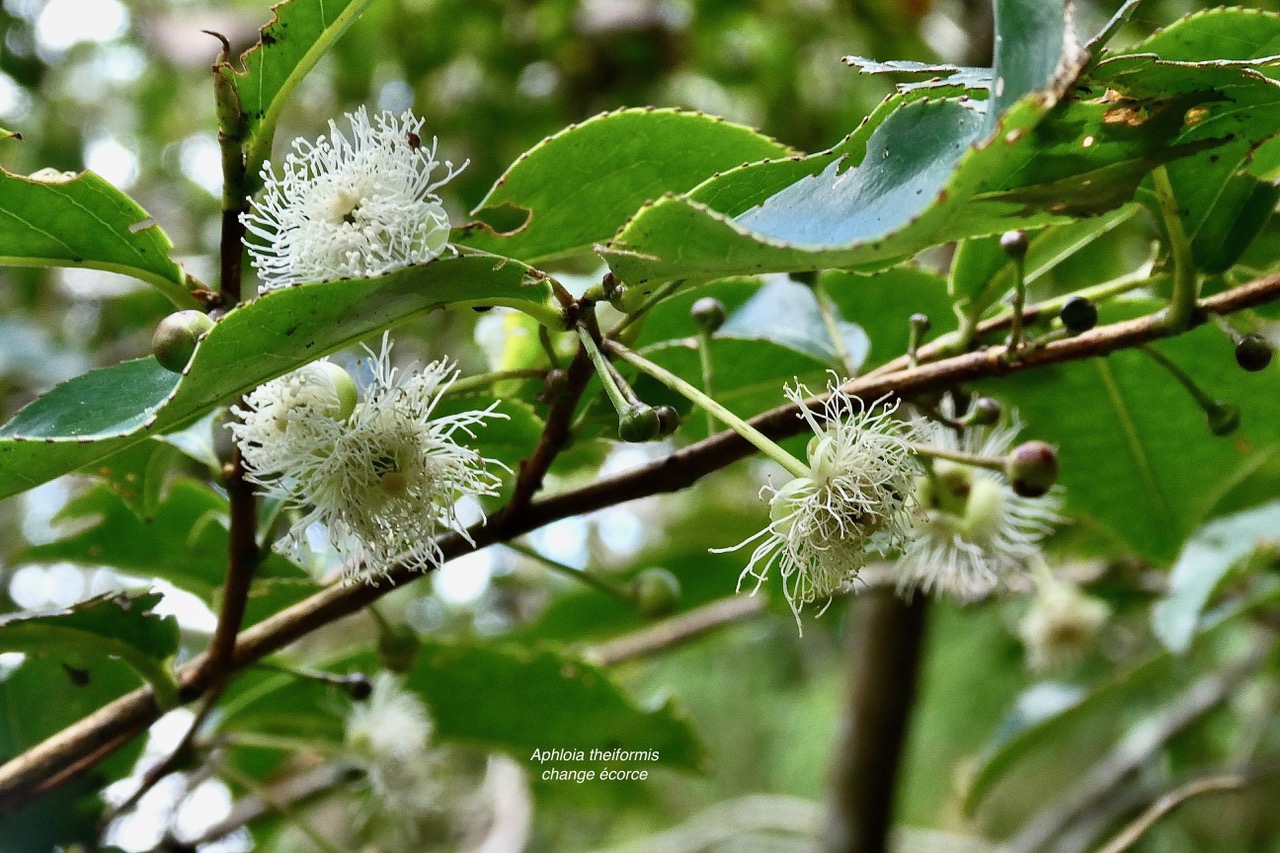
xmin=721 ymin=378 xmax=919 ymax=625
xmin=243 ymin=107 xmax=463 ymax=291
xmin=345 ymin=674 xmax=438 ymax=821
xmin=724 ymin=383 xmax=1064 ymax=625
xmin=229 ymin=336 xmax=506 ymax=582
xmin=897 ymin=398 xmax=1063 ymax=601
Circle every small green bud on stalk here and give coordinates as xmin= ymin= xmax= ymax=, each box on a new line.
xmin=629 ymin=568 xmax=682 ymax=618
xmin=1235 ymin=334 xmax=1273 ymax=372
xmin=619 ymin=404 xmax=661 ymax=442
xmin=909 ymin=313 xmax=932 ymax=334
xmin=963 ymin=396 xmax=1003 ymax=427
xmin=153 ymin=310 xmax=215 ymax=373
xmin=1000 ymin=229 xmax=1029 ymax=259
xmin=1059 ymin=296 xmax=1098 ymax=334
xmin=314 ymin=361 xmax=359 ymax=421
xmin=691 ymin=297 xmax=727 ymax=333
xmin=1006 ymin=440 xmax=1058 ymax=498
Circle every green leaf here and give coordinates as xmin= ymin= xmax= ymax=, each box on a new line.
xmin=602 ymin=90 xmax=1216 ymax=293
xmin=949 ymin=204 xmax=1140 ymax=309
xmin=0 ymin=590 xmax=180 ymax=707
xmin=456 ymin=108 xmax=794 ymax=264
xmin=17 ymin=480 xmax=307 ymax=599
xmin=992 ymin=301 xmax=1280 ymax=564
xmin=221 ymin=0 xmax=380 ymax=177
xmin=821 ymin=265 xmax=957 ymax=369
xmin=985 ymin=0 xmax=1085 ymax=134
xmin=0 ymin=167 xmax=193 ymax=307
xmin=0 ymin=253 xmax=564 ymax=500
xmin=719 ymin=276 xmax=868 ymax=371
xmin=0 ymin=656 xmax=147 ymax=848
xmin=1094 ymin=10 xmax=1280 ymax=272
xmin=403 ymin=640 xmax=705 ymax=771
xmin=1151 ymin=500 xmax=1280 ymax=653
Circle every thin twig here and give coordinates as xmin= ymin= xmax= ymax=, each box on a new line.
xmin=1093 ymin=774 xmax=1244 ymax=853
xmin=582 ymin=595 xmax=767 ymax=666
xmin=4 ymin=272 xmax=1280 ymax=811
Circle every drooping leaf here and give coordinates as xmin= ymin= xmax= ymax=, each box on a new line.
xmin=992 ymin=301 xmax=1280 ymax=565
xmin=455 ymin=108 xmax=794 ymax=264
xmin=985 ymin=0 xmax=1087 ymax=134
xmin=220 ymin=0 xmax=380 ymax=177
xmin=0 ymin=168 xmax=193 ymax=307
xmin=602 ymin=88 xmax=1219 ymax=295
xmin=17 ymin=480 xmax=307 ymax=599
xmin=0 ymin=253 xmax=564 ymax=500
xmin=1151 ymin=500 xmax=1280 ymax=653
xmin=0 ymin=590 xmax=180 ymax=707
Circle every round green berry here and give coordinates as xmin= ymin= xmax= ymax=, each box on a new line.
xmin=629 ymin=568 xmax=681 ymax=618
xmin=153 ymin=310 xmax=214 ymax=373
xmin=619 ymin=404 xmax=661 ymax=443
xmin=1000 ymin=230 xmax=1028 ymax=259
xmin=654 ymin=404 xmax=681 ymax=436
xmin=1207 ymin=402 xmax=1241 ymax=437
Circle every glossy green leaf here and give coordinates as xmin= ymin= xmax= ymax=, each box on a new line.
xmin=403 ymin=640 xmax=705 ymax=771
xmin=0 ymin=253 xmax=563 ymax=500
xmin=1094 ymin=10 xmax=1280 ymax=272
xmin=1151 ymin=500 xmax=1280 ymax=653
xmin=992 ymin=302 xmax=1280 ymax=564
xmin=985 ymin=0 xmax=1085 ymax=134
xmin=0 ymin=656 xmax=146 ymax=848
xmin=17 ymin=480 xmax=307 ymax=599
xmin=719 ymin=276 xmax=868 ymax=371
xmin=821 ymin=266 xmax=956 ymax=368
xmin=221 ymin=0 xmax=380 ymax=177
xmin=456 ymin=108 xmax=794 ymax=264
xmin=0 ymin=590 xmax=180 ymax=707
xmin=0 ymin=168 xmax=193 ymax=307
xmin=602 ymin=89 xmax=1216 ymax=294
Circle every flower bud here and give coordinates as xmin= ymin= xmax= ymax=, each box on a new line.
xmin=313 ymin=361 xmax=359 ymax=422
xmin=654 ymin=404 xmax=680 ymax=436
xmin=691 ymin=297 xmax=727 ymax=334
xmin=1235 ymin=333 xmax=1273 ymax=372
xmin=1207 ymin=402 xmax=1241 ymax=437
xmin=963 ymin=396 xmax=1003 ymax=427
xmin=909 ymin=313 xmax=932 ymax=334
xmin=153 ymin=310 xmax=215 ymax=373
xmin=629 ymin=568 xmax=681 ymax=618
xmin=618 ymin=404 xmax=661 ymax=442
xmin=1059 ymin=296 xmax=1098 ymax=334
xmin=1005 ymin=440 xmax=1058 ymax=498
xmin=1000 ymin=230 xmax=1028 ymax=259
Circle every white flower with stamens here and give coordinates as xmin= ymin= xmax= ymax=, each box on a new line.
xmin=896 ymin=398 xmax=1063 ymax=600
xmin=230 ymin=336 xmax=506 ymax=581
xmin=345 ymin=673 xmax=438 ymax=820
xmin=243 ymin=107 xmax=464 ymax=291
xmin=1019 ymin=577 xmax=1108 ymax=672
xmin=719 ymin=377 xmax=919 ymax=626
xmin=228 ymin=360 xmax=356 ymax=487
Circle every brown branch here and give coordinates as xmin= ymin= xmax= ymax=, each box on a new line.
xmin=581 ymin=595 xmax=767 ymax=666
xmin=1093 ymin=774 xmax=1245 ymax=853
xmin=4 ymin=272 xmax=1280 ymax=812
